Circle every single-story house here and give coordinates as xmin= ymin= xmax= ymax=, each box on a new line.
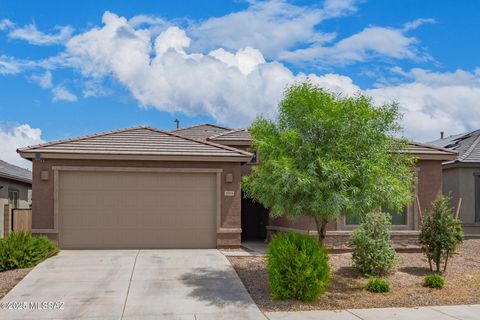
xmin=429 ymin=130 xmax=480 ymax=237
xmin=0 ymin=160 xmax=32 ymax=238
xmin=18 ymin=124 xmax=457 ymax=249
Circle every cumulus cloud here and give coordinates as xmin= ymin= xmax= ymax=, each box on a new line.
xmin=0 ymin=124 xmax=44 ymax=169
xmin=281 ymin=26 xmax=428 ymax=66
xmin=188 ymin=0 xmax=355 ymax=58
xmin=8 ymin=24 xmax=73 ymax=45
xmin=368 ymin=68 xmax=480 ymax=141
xmin=52 ymin=85 xmax=77 ymax=102
xmin=0 ymin=7 xmax=478 ymax=142
xmin=64 ymin=12 xmax=360 ymax=125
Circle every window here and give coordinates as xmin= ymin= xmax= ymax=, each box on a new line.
xmin=345 ymin=213 xmax=362 ymax=225
xmin=8 ymin=189 xmax=19 ymax=209
xmin=385 ymin=206 xmax=408 ymax=225
xmin=475 ymin=173 xmax=480 ymax=223
xmin=345 ymin=206 xmax=407 ymax=226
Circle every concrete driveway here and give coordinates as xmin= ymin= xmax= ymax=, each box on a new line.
xmin=0 ymin=250 xmax=266 ymax=320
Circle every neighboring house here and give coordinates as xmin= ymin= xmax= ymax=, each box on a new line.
xmin=0 ymin=160 xmax=32 ymax=238
xmin=17 ymin=124 xmax=457 ymax=249
xmin=429 ymin=130 xmax=480 ymax=237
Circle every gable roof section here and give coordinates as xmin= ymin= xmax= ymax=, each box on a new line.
xmin=427 ymin=129 xmax=480 ymax=164
xmin=171 ymin=123 xmax=232 ymax=140
xmin=208 ymin=129 xmax=251 ymax=145
xmin=0 ymin=160 xmax=32 ymax=184
xmin=408 ymin=142 xmax=458 ymax=161
xmin=18 ymin=126 xmax=252 ymax=162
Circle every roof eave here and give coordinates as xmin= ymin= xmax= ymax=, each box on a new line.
xmin=0 ymin=172 xmax=32 ymax=184
xmin=18 ymin=151 xmax=252 ymax=163
xmin=207 ymin=139 xmax=251 ymax=146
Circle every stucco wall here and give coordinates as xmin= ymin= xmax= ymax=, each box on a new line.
xmin=443 ymin=166 xmax=480 ymax=232
xmin=0 ymin=177 xmax=31 ymax=238
xmin=31 ymin=158 xmax=243 ymax=247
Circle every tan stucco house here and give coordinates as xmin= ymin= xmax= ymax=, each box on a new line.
xmin=429 ymin=130 xmax=480 ymax=237
xmin=18 ymin=124 xmax=457 ymax=249
xmin=0 ymin=160 xmax=32 ymax=238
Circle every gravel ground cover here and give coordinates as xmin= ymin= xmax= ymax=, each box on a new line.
xmin=228 ymin=239 xmax=480 ymax=311
xmin=0 ymin=268 xmax=31 ymax=299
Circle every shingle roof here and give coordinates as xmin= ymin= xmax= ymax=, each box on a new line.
xmin=18 ymin=126 xmax=252 ymax=161
xmin=171 ymin=123 xmax=232 ymax=140
xmin=408 ymin=142 xmax=458 ymax=159
xmin=427 ymin=130 xmax=480 ymax=164
xmin=0 ymin=160 xmax=32 ymax=184
xmin=208 ymin=129 xmax=251 ymax=142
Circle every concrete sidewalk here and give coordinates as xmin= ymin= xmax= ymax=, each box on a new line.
xmin=266 ymin=305 xmax=480 ymax=320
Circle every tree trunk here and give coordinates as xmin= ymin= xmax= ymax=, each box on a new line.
xmin=435 ymin=251 xmax=441 ymax=273
xmin=313 ymin=217 xmax=328 ymax=244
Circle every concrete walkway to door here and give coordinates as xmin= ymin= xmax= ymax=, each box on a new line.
xmin=0 ymin=250 xmax=266 ymax=320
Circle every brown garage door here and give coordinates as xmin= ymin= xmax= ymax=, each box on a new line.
xmin=58 ymin=170 xmax=217 ymax=249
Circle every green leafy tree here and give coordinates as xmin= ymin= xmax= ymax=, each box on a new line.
xmin=242 ymin=82 xmax=415 ymax=243
xmin=419 ymin=195 xmax=463 ymax=273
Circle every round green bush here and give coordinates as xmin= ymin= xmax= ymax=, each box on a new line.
xmin=267 ymin=232 xmax=330 ymax=302
xmin=349 ymin=211 xmax=397 ymax=276
xmin=366 ymin=277 xmax=390 ymax=293
xmin=424 ymin=274 xmax=445 ymax=289
xmin=0 ymin=232 xmax=59 ymax=271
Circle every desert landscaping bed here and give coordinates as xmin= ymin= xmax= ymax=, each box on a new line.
xmin=0 ymin=268 xmax=31 ymax=299
xmin=228 ymin=239 xmax=480 ymax=311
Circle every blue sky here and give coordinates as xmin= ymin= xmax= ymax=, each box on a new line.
xmin=1 ymin=0 xmax=479 ymax=167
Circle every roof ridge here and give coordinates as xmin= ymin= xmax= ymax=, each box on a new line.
xmin=458 ymin=134 xmax=480 ymax=161
xmin=409 ymin=141 xmax=458 ymax=155
xmin=17 ymin=126 xmax=151 ymax=152
xmin=208 ymin=128 xmax=248 ymax=140
xmin=144 ymin=127 xmax=253 ymax=156
xmin=171 ymin=123 xmax=232 ymax=132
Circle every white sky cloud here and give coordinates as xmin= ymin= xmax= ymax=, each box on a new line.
xmin=188 ymin=0 xmax=356 ymax=59
xmin=403 ymin=18 xmax=436 ymax=32
xmin=0 ymin=5 xmax=478 ymax=142
xmin=0 ymin=124 xmax=44 ymax=169
xmin=8 ymin=24 xmax=73 ymax=45
xmin=31 ymin=70 xmax=53 ymax=88
xmin=60 ymin=11 xmax=479 ymax=140
xmin=65 ymin=12 xmax=360 ymax=125
xmin=281 ymin=26 xmax=428 ymax=66
xmin=0 ymin=18 xmax=14 ymax=30
xmin=52 ymin=85 xmax=77 ymax=102
xmin=367 ymin=68 xmax=480 ymax=141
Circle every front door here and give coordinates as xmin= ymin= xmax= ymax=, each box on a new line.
xmin=241 ymin=192 xmax=269 ymax=241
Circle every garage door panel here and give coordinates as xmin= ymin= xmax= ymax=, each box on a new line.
xmin=59 ymin=171 xmax=217 ymax=249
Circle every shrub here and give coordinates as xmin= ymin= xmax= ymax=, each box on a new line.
xmin=0 ymin=232 xmax=59 ymax=272
xmin=424 ymin=274 xmax=445 ymax=289
xmin=349 ymin=211 xmax=397 ymax=276
xmin=267 ymin=232 xmax=330 ymax=301
xmin=366 ymin=277 xmax=390 ymax=293
xmin=419 ymin=195 xmax=463 ymax=273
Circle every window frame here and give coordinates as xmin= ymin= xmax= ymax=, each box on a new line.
xmin=475 ymin=172 xmax=480 ymax=223
xmin=8 ymin=188 xmax=19 ymax=209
